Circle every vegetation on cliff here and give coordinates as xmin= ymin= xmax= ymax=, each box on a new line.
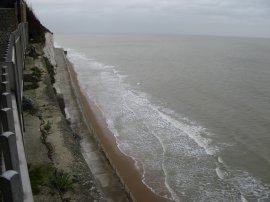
xmin=26 ymin=4 xmax=51 ymax=44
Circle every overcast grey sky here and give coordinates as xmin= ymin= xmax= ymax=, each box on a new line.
xmin=26 ymin=0 xmax=270 ymax=38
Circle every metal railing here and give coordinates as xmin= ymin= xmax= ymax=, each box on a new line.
xmin=0 ymin=22 xmax=33 ymax=202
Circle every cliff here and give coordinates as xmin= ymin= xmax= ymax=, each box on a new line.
xmin=22 ymin=3 xmax=131 ymax=202
xmin=23 ymin=33 xmax=104 ymax=201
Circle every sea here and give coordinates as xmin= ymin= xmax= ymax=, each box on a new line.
xmin=55 ymin=34 xmax=270 ymax=202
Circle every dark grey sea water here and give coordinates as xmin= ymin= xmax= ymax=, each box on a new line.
xmin=55 ymin=34 xmax=270 ymax=201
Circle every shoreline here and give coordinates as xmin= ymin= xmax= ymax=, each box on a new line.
xmin=53 ymin=47 xmax=129 ymax=201
xmin=64 ymin=53 xmax=171 ymax=202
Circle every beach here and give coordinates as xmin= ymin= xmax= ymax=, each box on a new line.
xmin=62 ymin=48 xmax=171 ymax=202
xmin=54 ymin=47 xmax=131 ymax=201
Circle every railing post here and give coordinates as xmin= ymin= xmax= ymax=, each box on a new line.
xmin=6 ymin=34 xmax=14 ymax=62
xmin=1 ymin=64 xmax=14 ymax=92
xmin=1 ymin=92 xmax=12 ymax=108
xmin=21 ymin=1 xmax=27 ymax=23
xmin=0 ymin=132 xmax=19 ymax=171
xmin=0 ymin=150 xmax=3 ymax=173
xmin=1 ymin=65 xmax=8 ymax=74
xmin=2 ymin=63 xmax=15 ymax=91
xmin=0 ymin=170 xmax=23 ymax=202
xmin=1 ymin=81 xmax=10 ymax=93
xmin=1 ymin=108 xmax=15 ymax=133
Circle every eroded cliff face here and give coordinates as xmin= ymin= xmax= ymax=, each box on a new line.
xmin=43 ymin=33 xmax=57 ymax=66
xmin=23 ymin=33 xmax=104 ymax=201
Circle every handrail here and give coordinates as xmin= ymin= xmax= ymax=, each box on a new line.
xmin=0 ymin=22 xmax=33 ymax=202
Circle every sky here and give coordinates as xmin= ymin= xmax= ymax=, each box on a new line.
xmin=26 ymin=0 xmax=270 ymax=38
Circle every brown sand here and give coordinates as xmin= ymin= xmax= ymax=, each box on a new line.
xmin=65 ymin=59 xmax=172 ymax=202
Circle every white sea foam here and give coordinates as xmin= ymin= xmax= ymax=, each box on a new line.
xmin=216 ymin=167 xmax=226 ymax=179
xmin=227 ymin=170 xmax=270 ymax=202
xmin=218 ymin=156 xmax=224 ymax=163
xmin=241 ymin=195 xmax=248 ymax=202
xmin=152 ymin=106 xmax=219 ymax=156
xmin=66 ymin=48 xmax=270 ymax=202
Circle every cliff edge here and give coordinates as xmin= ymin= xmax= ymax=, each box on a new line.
xmin=23 ymin=33 xmax=104 ymax=201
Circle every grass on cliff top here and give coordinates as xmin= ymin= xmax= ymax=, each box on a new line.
xmin=28 ymin=164 xmax=54 ymax=195
xmin=29 ymin=164 xmax=76 ymax=197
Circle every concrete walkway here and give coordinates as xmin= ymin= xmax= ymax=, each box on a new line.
xmin=54 ymin=48 xmax=130 ymax=202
